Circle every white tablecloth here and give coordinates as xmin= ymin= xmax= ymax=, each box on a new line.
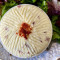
xmin=0 ymin=42 xmax=60 ymax=60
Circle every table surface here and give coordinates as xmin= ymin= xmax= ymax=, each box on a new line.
xmin=0 ymin=39 xmax=60 ymax=60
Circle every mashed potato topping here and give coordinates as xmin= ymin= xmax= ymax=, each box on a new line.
xmin=0 ymin=4 xmax=52 ymax=58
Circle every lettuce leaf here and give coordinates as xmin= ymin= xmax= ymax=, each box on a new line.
xmin=52 ymin=32 xmax=60 ymax=40
xmin=0 ymin=16 xmax=2 ymax=20
xmin=1 ymin=0 xmax=18 ymax=16
xmin=52 ymin=15 xmax=60 ymax=43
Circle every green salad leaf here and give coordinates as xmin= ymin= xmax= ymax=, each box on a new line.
xmin=51 ymin=15 xmax=60 ymax=43
xmin=21 ymin=0 xmax=36 ymax=3
xmin=32 ymin=0 xmax=36 ymax=3
xmin=52 ymin=32 xmax=60 ymax=40
xmin=52 ymin=25 xmax=60 ymax=35
xmin=0 ymin=16 xmax=2 ymax=20
xmin=1 ymin=0 xmax=18 ymax=17
xmin=52 ymin=15 xmax=60 ymax=35
xmin=52 ymin=32 xmax=60 ymax=43
xmin=37 ymin=0 xmax=48 ymax=12
xmin=52 ymin=15 xmax=58 ymax=25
